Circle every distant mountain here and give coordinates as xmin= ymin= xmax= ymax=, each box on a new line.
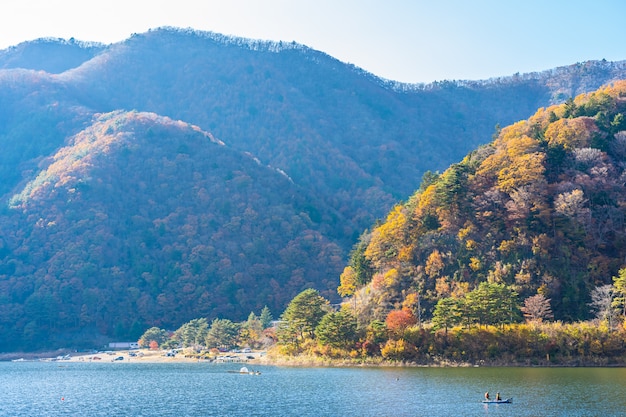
xmin=0 ymin=38 xmax=105 ymax=73
xmin=346 ymin=81 xmax=626 ymax=323
xmin=0 ymin=27 xmax=625 ymax=349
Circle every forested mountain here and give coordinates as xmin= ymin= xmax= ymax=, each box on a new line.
xmin=0 ymin=111 xmax=344 ymax=349
xmin=0 ymin=38 xmax=105 ymax=73
xmin=0 ymin=27 xmax=625 ymax=349
xmin=343 ymin=81 xmax=626 ymax=324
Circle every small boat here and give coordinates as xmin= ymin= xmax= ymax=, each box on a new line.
xmin=227 ymin=366 xmax=261 ymax=375
xmin=482 ymin=398 xmax=512 ymax=404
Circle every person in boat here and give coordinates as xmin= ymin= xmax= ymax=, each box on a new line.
xmin=496 ymin=392 xmax=501 ymax=401
xmin=484 ymin=392 xmax=490 ymax=401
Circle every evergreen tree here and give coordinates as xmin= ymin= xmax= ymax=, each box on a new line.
xmin=278 ymin=288 xmax=330 ymax=346
xmin=259 ymin=306 xmax=273 ymax=329
xmin=314 ymin=310 xmax=358 ymax=349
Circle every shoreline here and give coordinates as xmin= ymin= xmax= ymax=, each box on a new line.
xmin=3 ymin=349 xmax=626 ymax=368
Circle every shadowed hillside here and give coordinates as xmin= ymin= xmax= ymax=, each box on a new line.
xmin=0 ymin=111 xmax=344 ymax=350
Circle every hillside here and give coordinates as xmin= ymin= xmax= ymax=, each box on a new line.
xmin=344 ymin=81 xmax=626 ymax=323
xmin=0 ymin=38 xmax=105 ymax=73
xmin=1 ymin=27 xmax=626 ymax=349
xmin=0 ymin=111 xmax=344 ymax=350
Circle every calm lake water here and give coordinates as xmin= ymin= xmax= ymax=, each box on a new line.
xmin=1 ymin=361 xmax=625 ymax=416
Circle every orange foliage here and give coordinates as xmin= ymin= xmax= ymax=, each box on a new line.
xmin=385 ymin=308 xmax=417 ymax=332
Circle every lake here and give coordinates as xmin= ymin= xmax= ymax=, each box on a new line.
xmin=1 ymin=362 xmax=625 ymax=416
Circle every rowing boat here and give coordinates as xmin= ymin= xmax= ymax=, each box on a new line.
xmin=482 ymin=398 xmax=512 ymax=404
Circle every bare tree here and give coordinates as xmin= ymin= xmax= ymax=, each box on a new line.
xmin=520 ymin=294 xmax=553 ymax=323
xmin=589 ymin=284 xmax=617 ymax=330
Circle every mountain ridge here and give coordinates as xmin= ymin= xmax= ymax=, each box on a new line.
xmin=1 ymin=27 xmax=626 ymax=349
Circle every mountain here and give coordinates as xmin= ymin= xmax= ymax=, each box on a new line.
xmin=0 ymin=111 xmax=344 ymax=349
xmin=346 ymin=81 xmax=626 ymax=323
xmin=1 ymin=27 xmax=626 ymax=349
xmin=0 ymin=38 xmax=105 ymax=73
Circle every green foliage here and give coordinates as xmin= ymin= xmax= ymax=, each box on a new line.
xmin=464 ymin=282 xmax=520 ymax=328
xmin=432 ymin=297 xmax=462 ymax=333
xmin=612 ymin=269 xmax=626 ymax=317
xmin=314 ymin=310 xmax=358 ymax=349
xmin=205 ymin=318 xmax=240 ymax=349
xmin=138 ymin=327 xmax=169 ymax=348
xmin=349 ymin=236 xmax=374 ymax=286
xmin=174 ymin=318 xmax=209 ymax=348
xmin=278 ymin=289 xmax=330 ymax=348
xmin=259 ymin=306 xmax=273 ymax=329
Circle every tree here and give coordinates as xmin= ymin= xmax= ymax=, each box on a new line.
xmin=432 ymin=297 xmax=462 ymax=334
xmin=175 ymin=318 xmax=209 ymax=348
xmin=612 ymin=268 xmax=626 ymax=318
xmin=589 ymin=284 xmax=617 ymax=329
xmin=240 ymin=312 xmax=263 ymax=347
xmin=520 ymin=294 xmax=553 ymax=323
xmin=464 ymin=282 xmax=520 ymax=328
xmin=338 ymin=266 xmax=357 ymax=297
xmin=259 ymin=306 xmax=273 ymax=329
xmin=278 ymin=289 xmax=330 ymax=346
xmin=138 ymin=327 xmax=169 ymax=348
xmin=314 ymin=310 xmax=358 ymax=349
xmin=205 ymin=318 xmax=240 ymax=349
xmin=385 ymin=308 xmax=417 ymax=336
xmin=350 ymin=235 xmax=374 ymax=286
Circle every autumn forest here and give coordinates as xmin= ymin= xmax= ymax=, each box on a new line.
xmin=1 ymin=28 xmax=626 ymax=356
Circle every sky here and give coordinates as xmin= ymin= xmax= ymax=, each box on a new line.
xmin=0 ymin=0 xmax=624 ymax=84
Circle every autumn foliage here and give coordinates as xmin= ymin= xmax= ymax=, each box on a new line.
xmin=343 ymin=81 xmax=626 ymax=329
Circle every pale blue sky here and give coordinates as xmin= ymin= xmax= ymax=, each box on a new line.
xmin=0 ymin=0 xmax=624 ymax=83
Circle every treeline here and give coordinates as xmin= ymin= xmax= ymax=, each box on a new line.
xmin=138 ymin=306 xmax=275 ymax=354
xmin=140 ymin=276 xmax=626 ymax=365
xmin=270 ymin=272 xmax=626 ymax=365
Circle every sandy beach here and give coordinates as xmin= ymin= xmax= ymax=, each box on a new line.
xmin=63 ymin=348 xmax=266 ymax=364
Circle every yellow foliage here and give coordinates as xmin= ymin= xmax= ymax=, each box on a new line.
xmin=457 ymin=222 xmax=475 ymax=241
xmin=498 ymin=239 xmax=516 ymax=255
xmin=337 ymin=266 xmax=357 ymax=297
xmin=515 ymin=271 xmax=532 ymax=285
xmin=537 ymin=284 xmax=549 ymax=297
xmin=380 ymin=339 xmax=416 ymax=360
xmin=402 ymin=292 xmax=419 ymax=311
xmin=451 ymin=281 xmax=470 ymax=298
xmin=528 ymin=105 xmax=561 ymax=130
xmin=531 ymin=234 xmax=550 ymax=256
xmin=505 ymin=135 xmax=541 ymax=158
xmin=476 ymin=131 xmax=545 ymax=193
xmin=497 ymin=152 xmax=545 ymax=192
xmin=435 ymin=276 xmax=451 ymax=298
xmin=469 ymin=257 xmax=481 ymax=271
xmin=544 ymin=117 xmax=596 ymax=149
xmin=417 ymin=184 xmax=438 ymax=211
xmin=465 ymin=239 xmax=477 ymax=251
xmin=383 ymin=268 xmax=399 ymax=288
xmin=364 ymin=205 xmax=408 ymax=267
xmin=397 ymin=244 xmax=414 ymax=263
xmin=425 ymin=250 xmax=445 ymax=279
